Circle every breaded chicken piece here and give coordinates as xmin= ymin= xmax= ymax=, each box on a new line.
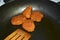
xmin=4 ymin=29 xmax=31 ymax=40
xmin=11 ymin=14 xmax=26 ymax=25
xmin=22 ymin=19 xmax=35 ymax=32
xmin=23 ymin=5 xmax=32 ymax=18
xmin=31 ymin=11 xmax=44 ymax=22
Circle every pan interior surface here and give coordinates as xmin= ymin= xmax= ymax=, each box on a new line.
xmin=0 ymin=16 xmax=60 ymax=40
xmin=0 ymin=0 xmax=60 ymax=40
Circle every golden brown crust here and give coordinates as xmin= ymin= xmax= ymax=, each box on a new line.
xmin=31 ymin=11 xmax=44 ymax=22
xmin=11 ymin=14 xmax=27 ymax=25
xmin=22 ymin=19 xmax=35 ymax=32
xmin=23 ymin=5 xmax=32 ymax=18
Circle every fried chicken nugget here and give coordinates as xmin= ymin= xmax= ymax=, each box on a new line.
xmin=11 ymin=14 xmax=26 ymax=25
xmin=23 ymin=5 xmax=32 ymax=18
xmin=31 ymin=11 xmax=44 ymax=22
xmin=22 ymin=19 xmax=35 ymax=32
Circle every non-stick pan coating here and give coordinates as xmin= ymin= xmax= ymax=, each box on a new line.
xmin=0 ymin=0 xmax=60 ymax=40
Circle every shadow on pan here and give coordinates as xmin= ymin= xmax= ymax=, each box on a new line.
xmin=0 ymin=0 xmax=60 ymax=40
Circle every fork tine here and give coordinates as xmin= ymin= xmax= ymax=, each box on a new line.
xmin=4 ymin=29 xmax=20 ymax=40
xmin=17 ymin=29 xmax=26 ymax=40
xmin=4 ymin=29 xmax=19 ymax=40
xmin=16 ymin=29 xmax=31 ymax=40
xmin=11 ymin=29 xmax=25 ymax=40
xmin=17 ymin=34 xmax=24 ymax=40
xmin=11 ymin=33 xmax=20 ymax=40
xmin=4 ymin=29 xmax=31 ymax=40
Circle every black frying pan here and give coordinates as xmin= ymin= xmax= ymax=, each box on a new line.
xmin=0 ymin=0 xmax=60 ymax=40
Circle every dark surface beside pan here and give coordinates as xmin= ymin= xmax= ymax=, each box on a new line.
xmin=0 ymin=0 xmax=60 ymax=40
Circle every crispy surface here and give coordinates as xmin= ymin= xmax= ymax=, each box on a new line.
xmin=11 ymin=5 xmax=44 ymax=33
xmin=4 ymin=29 xmax=31 ymax=40
xmin=22 ymin=19 xmax=35 ymax=32
xmin=31 ymin=11 xmax=44 ymax=22
xmin=11 ymin=14 xmax=26 ymax=25
xmin=23 ymin=5 xmax=32 ymax=18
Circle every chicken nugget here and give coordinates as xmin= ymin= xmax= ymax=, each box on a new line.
xmin=11 ymin=14 xmax=26 ymax=25
xmin=23 ymin=5 xmax=32 ymax=18
xmin=31 ymin=11 xmax=44 ymax=22
xmin=22 ymin=19 xmax=35 ymax=32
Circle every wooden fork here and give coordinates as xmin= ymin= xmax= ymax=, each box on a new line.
xmin=4 ymin=29 xmax=31 ymax=40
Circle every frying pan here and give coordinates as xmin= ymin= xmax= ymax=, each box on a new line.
xmin=0 ymin=0 xmax=60 ymax=40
